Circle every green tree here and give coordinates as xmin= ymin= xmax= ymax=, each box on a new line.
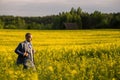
xmin=110 ymin=13 xmax=120 ymax=29
xmin=15 ymin=17 xmax=26 ymax=29
xmin=53 ymin=15 xmax=61 ymax=29
xmin=90 ymin=11 xmax=104 ymax=28
xmin=4 ymin=25 xmax=16 ymax=29
xmin=77 ymin=7 xmax=82 ymax=15
xmin=70 ymin=7 xmax=76 ymax=15
xmin=81 ymin=12 xmax=90 ymax=29
xmin=66 ymin=12 xmax=73 ymax=22
xmin=0 ymin=19 xmax=4 ymax=29
xmin=76 ymin=15 xmax=82 ymax=29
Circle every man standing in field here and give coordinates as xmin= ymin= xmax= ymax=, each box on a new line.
xmin=15 ymin=33 xmax=36 ymax=70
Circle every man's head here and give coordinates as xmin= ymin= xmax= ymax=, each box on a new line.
xmin=25 ymin=33 xmax=32 ymax=42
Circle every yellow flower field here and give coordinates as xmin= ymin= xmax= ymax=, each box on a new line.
xmin=0 ymin=29 xmax=120 ymax=80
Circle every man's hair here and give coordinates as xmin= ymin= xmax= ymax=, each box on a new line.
xmin=25 ymin=33 xmax=31 ymax=37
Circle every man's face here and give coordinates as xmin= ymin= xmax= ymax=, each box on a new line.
xmin=26 ymin=35 xmax=32 ymax=42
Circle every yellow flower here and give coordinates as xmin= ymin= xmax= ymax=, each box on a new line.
xmin=112 ymin=78 xmax=116 ymax=80
xmin=48 ymin=66 xmax=54 ymax=72
xmin=71 ymin=70 xmax=77 ymax=75
xmin=31 ymin=73 xmax=38 ymax=80
xmin=8 ymin=70 xmax=14 ymax=75
xmin=8 ymin=56 xmax=12 ymax=60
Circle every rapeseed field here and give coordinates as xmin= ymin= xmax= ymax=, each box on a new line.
xmin=0 ymin=29 xmax=120 ymax=80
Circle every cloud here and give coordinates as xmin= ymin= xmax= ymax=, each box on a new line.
xmin=1 ymin=0 xmax=64 ymax=3
xmin=0 ymin=0 xmax=119 ymax=16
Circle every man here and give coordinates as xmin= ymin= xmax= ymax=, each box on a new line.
xmin=15 ymin=33 xmax=36 ymax=70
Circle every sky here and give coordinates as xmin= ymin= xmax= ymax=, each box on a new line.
xmin=0 ymin=0 xmax=120 ymax=16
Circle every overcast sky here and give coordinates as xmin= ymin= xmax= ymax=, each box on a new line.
xmin=0 ymin=0 xmax=120 ymax=16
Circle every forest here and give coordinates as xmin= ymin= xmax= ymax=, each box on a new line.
xmin=0 ymin=7 xmax=120 ymax=29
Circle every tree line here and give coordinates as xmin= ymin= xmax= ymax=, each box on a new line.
xmin=0 ymin=7 xmax=120 ymax=29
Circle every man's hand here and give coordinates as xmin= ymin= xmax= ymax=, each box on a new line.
xmin=32 ymin=50 xmax=36 ymax=54
xmin=24 ymin=52 xmax=28 ymax=57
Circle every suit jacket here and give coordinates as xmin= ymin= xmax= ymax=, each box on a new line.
xmin=15 ymin=41 xmax=35 ymax=64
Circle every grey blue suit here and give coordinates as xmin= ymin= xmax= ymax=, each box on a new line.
xmin=15 ymin=41 xmax=35 ymax=69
